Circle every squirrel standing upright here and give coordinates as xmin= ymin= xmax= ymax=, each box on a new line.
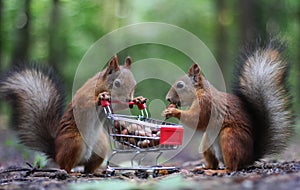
xmin=0 ymin=55 xmax=137 ymax=173
xmin=163 ymin=39 xmax=294 ymax=171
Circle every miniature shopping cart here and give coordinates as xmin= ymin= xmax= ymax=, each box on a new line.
xmin=100 ymin=99 xmax=184 ymax=176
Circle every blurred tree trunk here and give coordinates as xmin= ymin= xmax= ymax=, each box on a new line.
xmin=298 ymin=2 xmax=300 ymax=114
xmin=238 ymin=0 xmax=265 ymax=43
xmin=215 ymin=0 xmax=228 ymax=75
xmin=10 ymin=0 xmax=31 ymax=65
xmin=0 ymin=0 xmax=3 ymax=68
xmin=102 ymin=0 xmax=134 ymax=59
xmin=0 ymin=0 xmax=3 ymax=111
xmin=48 ymin=0 xmax=64 ymax=72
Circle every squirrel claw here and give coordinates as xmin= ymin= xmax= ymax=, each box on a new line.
xmin=97 ymin=92 xmax=111 ymax=105
xmin=162 ymin=108 xmax=176 ymax=119
xmin=132 ymin=96 xmax=147 ymax=104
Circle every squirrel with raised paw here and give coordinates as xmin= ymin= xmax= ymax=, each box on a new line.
xmin=162 ymin=39 xmax=294 ymax=172
xmin=0 ymin=55 xmax=139 ymax=173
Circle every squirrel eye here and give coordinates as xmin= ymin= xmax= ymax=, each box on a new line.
xmin=176 ymin=81 xmax=185 ymax=89
xmin=114 ymin=79 xmax=121 ymax=88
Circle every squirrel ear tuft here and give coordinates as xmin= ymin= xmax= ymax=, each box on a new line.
xmin=188 ymin=63 xmax=201 ymax=76
xmin=188 ymin=63 xmax=203 ymax=87
xmin=108 ymin=55 xmax=120 ymax=71
xmin=103 ymin=55 xmax=120 ymax=78
xmin=124 ymin=56 xmax=132 ymax=69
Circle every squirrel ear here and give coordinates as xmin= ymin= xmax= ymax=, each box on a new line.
xmin=124 ymin=56 xmax=132 ymax=69
xmin=188 ymin=64 xmax=201 ymax=76
xmin=188 ymin=63 xmax=203 ymax=87
xmin=108 ymin=55 xmax=120 ymax=71
xmin=103 ymin=55 xmax=120 ymax=78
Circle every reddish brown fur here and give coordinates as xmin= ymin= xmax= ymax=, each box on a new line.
xmin=83 ymin=130 xmax=108 ymax=173
xmin=195 ymin=89 xmax=212 ymax=130
xmin=166 ymin=50 xmax=293 ymax=171
xmin=55 ymin=103 xmax=83 ymax=173
xmin=0 ymin=56 xmax=136 ymax=174
xmin=55 ymin=101 xmax=108 ymax=173
xmin=163 ymin=64 xmax=255 ymax=172
xmin=54 ymin=56 xmax=133 ymax=173
xmin=200 ymin=91 xmax=254 ymax=171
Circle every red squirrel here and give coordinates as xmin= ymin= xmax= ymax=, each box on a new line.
xmin=162 ymin=39 xmax=294 ymax=172
xmin=0 ymin=55 xmax=139 ymax=173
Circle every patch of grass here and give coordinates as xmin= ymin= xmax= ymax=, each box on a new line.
xmin=33 ymin=153 xmax=47 ymax=169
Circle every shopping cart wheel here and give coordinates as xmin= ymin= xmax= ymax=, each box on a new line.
xmin=153 ymin=169 xmax=159 ymax=178
xmin=105 ymin=167 xmax=116 ymax=177
xmin=135 ymin=169 xmax=149 ymax=179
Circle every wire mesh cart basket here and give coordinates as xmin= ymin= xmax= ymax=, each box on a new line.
xmin=100 ymin=100 xmax=184 ymax=176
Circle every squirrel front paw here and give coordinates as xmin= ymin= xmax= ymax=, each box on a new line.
xmin=131 ymin=96 xmax=147 ymax=104
xmin=97 ymin=91 xmax=111 ymax=105
xmin=162 ymin=107 xmax=180 ymax=119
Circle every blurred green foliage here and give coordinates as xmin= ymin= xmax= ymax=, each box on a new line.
xmin=1 ymin=0 xmax=299 ymax=119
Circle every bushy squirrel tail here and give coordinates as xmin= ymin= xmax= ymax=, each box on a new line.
xmin=232 ymin=38 xmax=294 ymax=160
xmin=0 ymin=64 xmax=65 ymax=159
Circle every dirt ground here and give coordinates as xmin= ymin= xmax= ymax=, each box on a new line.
xmin=1 ymin=126 xmax=300 ymax=190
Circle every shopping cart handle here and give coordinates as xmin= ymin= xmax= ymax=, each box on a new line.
xmin=100 ymin=100 xmax=110 ymax=107
xmin=137 ymin=102 xmax=147 ymax=110
xmin=128 ymin=101 xmax=135 ymax=108
xmin=128 ymin=101 xmax=147 ymax=110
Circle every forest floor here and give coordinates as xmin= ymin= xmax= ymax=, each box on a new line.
xmin=1 ymin=126 xmax=300 ymax=190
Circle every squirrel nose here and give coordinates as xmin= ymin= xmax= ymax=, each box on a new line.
xmin=167 ymin=98 xmax=171 ymax=102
